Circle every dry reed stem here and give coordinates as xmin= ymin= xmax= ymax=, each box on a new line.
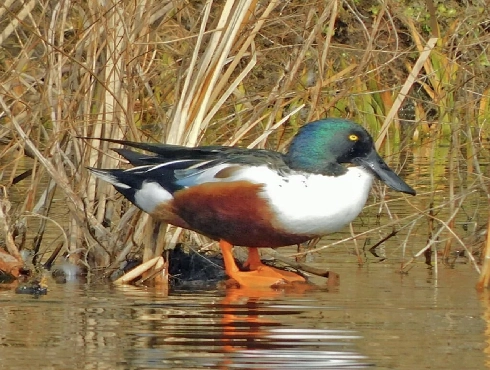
xmin=477 ymin=210 xmax=490 ymax=291
xmin=246 ymin=104 xmax=304 ymax=148
xmin=375 ymin=37 xmax=438 ymax=149
xmin=252 ymin=1 xmax=339 ymax=143
xmin=0 ymin=0 xmax=36 ymax=44
xmin=0 ymin=188 xmax=21 ymax=261
xmin=23 ymin=212 xmax=69 ymax=261
xmin=0 ymin=95 xmax=110 ymax=240
xmin=306 ymin=0 xmax=338 ymax=122
xmin=203 ymin=1 xmax=280 ymax=128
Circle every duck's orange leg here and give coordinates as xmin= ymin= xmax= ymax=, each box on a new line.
xmin=219 ymin=240 xmax=305 ymax=288
xmin=245 ymin=247 xmax=305 ymax=283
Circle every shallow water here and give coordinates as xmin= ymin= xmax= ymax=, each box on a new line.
xmin=0 ymin=257 xmax=486 ymax=370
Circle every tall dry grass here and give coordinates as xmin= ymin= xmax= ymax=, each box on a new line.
xmin=0 ymin=0 xmax=489 ymax=286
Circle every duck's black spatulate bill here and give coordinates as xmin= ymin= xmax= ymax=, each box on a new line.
xmin=353 ymin=149 xmax=416 ymax=196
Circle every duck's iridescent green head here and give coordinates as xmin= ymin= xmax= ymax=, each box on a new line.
xmin=285 ymin=118 xmax=416 ymax=195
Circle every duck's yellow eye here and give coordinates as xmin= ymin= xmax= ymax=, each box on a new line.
xmin=349 ymin=134 xmax=358 ymax=141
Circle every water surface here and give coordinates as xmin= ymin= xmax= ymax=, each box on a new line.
xmin=0 ymin=258 xmax=485 ymax=370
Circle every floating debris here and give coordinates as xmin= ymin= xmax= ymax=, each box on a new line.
xmin=15 ymin=276 xmax=48 ymax=296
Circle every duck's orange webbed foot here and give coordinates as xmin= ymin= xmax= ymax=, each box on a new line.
xmin=219 ymin=240 xmax=305 ymax=288
xmin=244 ymin=247 xmax=305 ymax=283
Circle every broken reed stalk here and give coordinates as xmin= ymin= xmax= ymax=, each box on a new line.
xmin=113 ymin=256 xmax=163 ymax=285
xmin=137 ymin=256 xmax=168 ymax=289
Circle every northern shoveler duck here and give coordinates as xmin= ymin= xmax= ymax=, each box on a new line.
xmin=88 ymin=118 xmax=415 ymax=288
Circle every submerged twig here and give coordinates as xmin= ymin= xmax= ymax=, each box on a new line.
xmin=265 ymin=249 xmax=332 ymax=278
xmin=368 ymin=229 xmax=399 ymax=254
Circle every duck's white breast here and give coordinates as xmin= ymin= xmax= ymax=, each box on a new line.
xmin=190 ymin=164 xmax=375 ymax=236
xmin=261 ymin=167 xmax=374 ymax=235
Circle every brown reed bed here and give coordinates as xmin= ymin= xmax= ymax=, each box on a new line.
xmin=0 ymin=0 xmax=489 ymax=287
